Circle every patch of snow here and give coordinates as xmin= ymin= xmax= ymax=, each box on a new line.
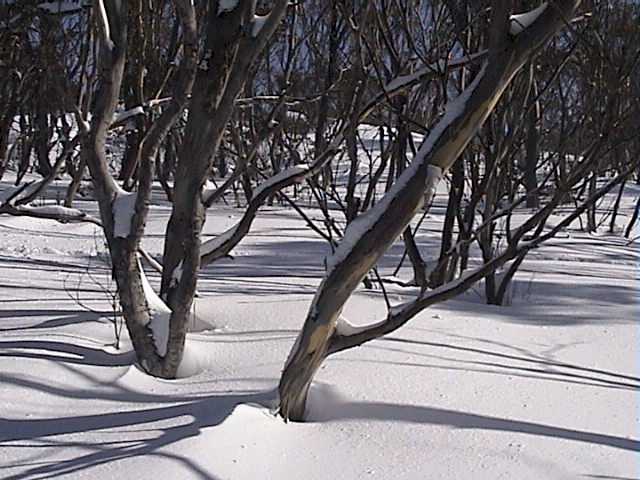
xmin=217 ymin=0 xmax=239 ymax=15
xmin=384 ymin=51 xmax=487 ymax=93
xmin=96 ymin=0 xmax=113 ymax=48
xmin=253 ymin=165 xmax=310 ymax=199
xmin=170 ymin=263 xmax=183 ymax=288
xmin=138 ymin=259 xmax=171 ymax=357
xmin=510 ymin=3 xmax=548 ymax=35
xmin=324 ymin=64 xmax=486 ymax=274
xmin=201 ymin=179 xmax=217 ymax=198
xmin=19 ymin=204 xmax=86 ymax=217
xmin=112 ymin=189 xmax=137 ymax=238
xmin=201 ymin=224 xmax=240 ymax=257
xmin=252 ymin=14 xmax=268 ymax=37
xmin=113 ymin=106 xmax=144 ymax=124
xmin=335 ymin=315 xmax=387 ymax=337
xmin=0 ymin=180 xmax=49 ymax=205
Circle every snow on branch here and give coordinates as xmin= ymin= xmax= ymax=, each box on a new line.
xmin=95 ymin=0 xmax=113 ymax=50
xmin=200 ymin=223 xmax=240 ymax=258
xmin=383 ymin=50 xmax=487 ymax=94
xmin=199 ymin=164 xmax=313 ymax=267
xmin=328 ymin=162 xmax=639 ymax=355
xmin=112 ymin=106 xmax=144 ymax=125
xmin=0 ymin=180 xmax=100 ymax=225
xmin=325 ymin=65 xmax=486 ymax=275
xmin=0 ymin=201 xmax=102 ymax=225
xmin=111 ymin=98 xmax=172 ymax=127
xmin=510 ymin=3 xmax=548 ymax=35
xmin=335 ymin=315 xmax=387 ymax=337
xmin=252 ymin=165 xmax=309 ymax=198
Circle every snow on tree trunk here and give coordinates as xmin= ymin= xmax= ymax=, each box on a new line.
xmin=278 ymin=0 xmax=583 ymax=421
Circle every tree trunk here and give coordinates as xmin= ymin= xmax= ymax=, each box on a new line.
xmin=430 ymin=158 xmax=464 ymax=287
xmin=524 ymin=94 xmax=540 ymax=208
xmin=278 ymin=0 xmax=583 ymax=421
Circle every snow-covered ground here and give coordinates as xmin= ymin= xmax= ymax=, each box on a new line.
xmin=0 ymin=175 xmax=638 ymax=479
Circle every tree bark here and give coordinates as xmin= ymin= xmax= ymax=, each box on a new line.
xmin=278 ymin=0 xmax=583 ymax=421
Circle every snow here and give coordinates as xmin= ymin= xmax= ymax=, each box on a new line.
xmin=200 ymin=223 xmax=240 ymax=257
xmin=112 ymin=99 xmax=170 ymax=125
xmin=0 ymin=180 xmax=55 ymax=206
xmin=138 ymin=259 xmax=171 ymax=357
xmin=170 ymin=263 xmax=183 ymax=288
xmin=96 ymin=0 xmax=113 ymax=49
xmin=324 ymin=164 xmax=441 ymax=274
xmin=252 ymin=165 xmax=309 ymax=199
xmin=335 ymin=315 xmax=387 ymax=336
xmin=324 ymin=64 xmax=486 ymax=274
xmin=0 ymin=169 xmax=638 ymax=479
xmin=201 ymin=179 xmax=216 ymax=197
xmin=113 ymin=106 xmax=144 ymax=124
xmin=112 ymin=189 xmax=137 ymax=238
xmin=383 ymin=51 xmax=487 ymax=93
xmin=0 ymin=184 xmax=28 ymax=204
xmin=252 ymin=14 xmax=268 ymax=37
xmin=510 ymin=3 xmax=548 ymax=35
xmin=217 ymin=0 xmax=239 ymax=15
xmin=18 ymin=204 xmax=87 ymax=217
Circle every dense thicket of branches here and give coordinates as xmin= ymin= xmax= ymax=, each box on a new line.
xmin=1 ymin=0 xmax=638 ymax=420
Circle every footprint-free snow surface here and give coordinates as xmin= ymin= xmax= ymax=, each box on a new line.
xmin=1 ymin=178 xmax=638 ymax=479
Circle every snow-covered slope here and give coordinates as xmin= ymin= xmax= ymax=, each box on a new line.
xmin=0 ymin=176 xmax=638 ymax=479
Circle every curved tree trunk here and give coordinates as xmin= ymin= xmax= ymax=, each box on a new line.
xmin=278 ymin=0 xmax=583 ymax=421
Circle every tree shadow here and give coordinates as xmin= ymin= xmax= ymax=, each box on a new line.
xmin=0 ymin=311 xmax=109 ymax=332
xmin=0 ymin=336 xmax=276 ymax=479
xmin=0 ymin=392 xmax=272 ymax=480
xmin=377 ymin=336 xmax=640 ymax=388
xmin=0 ymin=340 xmax=134 ymax=367
xmin=308 ymin=399 xmax=640 ymax=452
xmin=420 ymin=277 xmax=639 ymax=326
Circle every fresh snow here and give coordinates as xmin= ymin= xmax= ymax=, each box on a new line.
xmin=0 ymin=167 xmax=638 ymax=480
xmin=324 ymin=64 xmax=486 ymax=274
xmin=383 ymin=51 xmax=487 ymax=93
xmin=252 ymin=165 xmax=309 ymax=199
xmin=335 ymin=315 xmax=387 ymax=336
xmin=201 ymin=223 xmax=240 ymax=256
xmin=138 ymin=259 xmax=171 ymax=357
xmin=113 ymin=106 xmax=144 ymax=124
xmin=510 ymin=3 xmax=548 ymax=35
xmin=95 ymin=0 xmax=113 ymax=48
xmin=18 ymin=204 xmax=87 ymax=218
